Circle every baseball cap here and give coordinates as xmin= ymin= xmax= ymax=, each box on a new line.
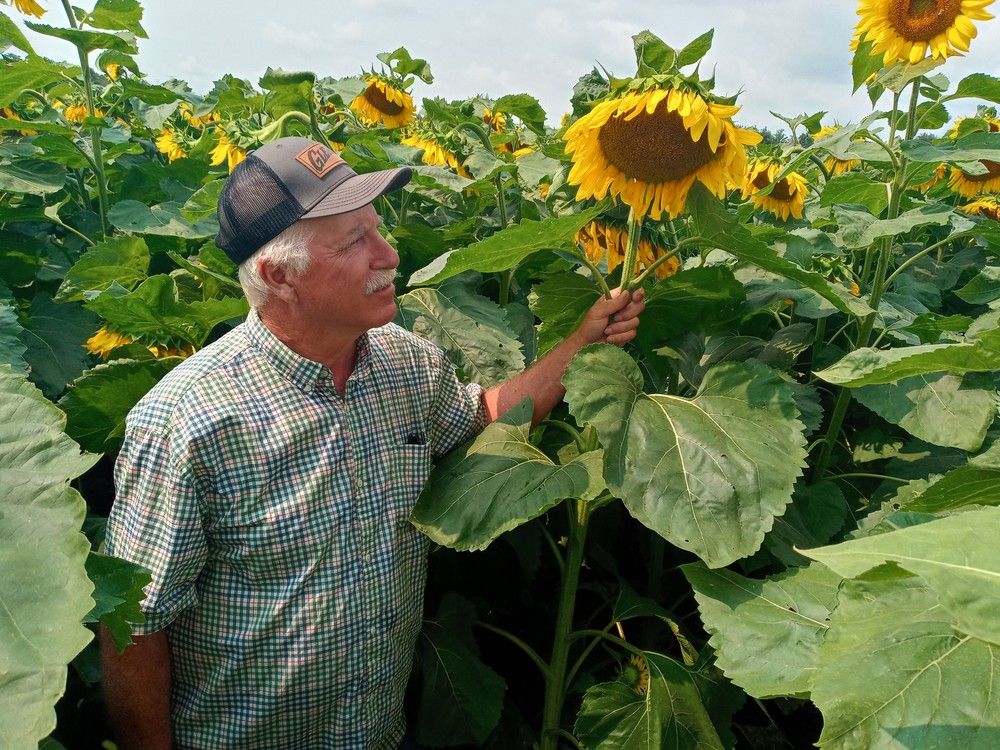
xmin=215 ymin=136 xmax=411 ymax=265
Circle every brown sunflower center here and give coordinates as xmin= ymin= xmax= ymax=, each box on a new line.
xmin=888 ymin=0 xmax=962 ymax=41
xmin=597 ymin=103 xmax=718 ymax=183
xmin=752 ymin=170 xmax=794 ymax=200
xmin=364 ymin=83 xmax=404 ymax=116
xmin=961 ymin=160 xmax=1000 ymax=181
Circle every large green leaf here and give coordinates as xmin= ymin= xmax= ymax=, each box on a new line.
xmin=0 ymin=300 xmax=27 ymax=376
xmin=55 ymin=236 xmax=149 ymax=302
xmin=411 ymin=399 xmax=603 ymax=551
xmin=0 ymin=57 xmax=76 ymax=108
xmin=802 ymin=507 xmax=1000 ymax=645
xmin=408 ymin=203 xmax=606 ymax=285
xmin=86 ymin=275 xmax=247 ymax=347
xmin=848 ymin=204 xmax=953 ymax=248
xmin=683 ymin=563 xmax=841 ymax=698
xmin=815 ymin=327 xmax=1000 ymax=386
xmin=107 ymin=199 xmax=217 ymax=238
xmin=763 ymin=481 xmax=849 ymax=565
xmin=18 ymin=295 xmax=99 ymax=398
xmin=564 ymin=346 xmax=808 ymax=567
xmin=415 ymin=594 xmax=505 ymax=747
xmin=23 ymin=22 xmax=137 ymax=53
xmin=0 ymin=12 xmax=34 ymax=54
xmin=899 ymin=130 xmax=1000 ymax=163
xmin=637 ymin=266 xmax=746 ymax=351
xmin=687 ymin=184 xmax=871 ymax=317
xmin=0 ymin=367 xmax=95 ymax=750
xmin=396 ymin=278 xmax=524 ymax=388
xmin=854 ymin=372 xmax=996 ymax=452
xmin=59 ymin=358 xmax=179 ymax=454
xmin=529 ymin=272 xmax=602 ymax=357
xmin=952 ymin=72 xmax=1000 ymax=104
xmin=899 ymin=440 xmax=1000 ymax=513
xmin=493 ymin=93 xmax=546 ymax=135
xmin=83 ymin=552 xmax=150 ymax=652
xmin=574 ymin=651 xmax=724 ymax=750
xmin=0 ymin=160 xmax=66 ymax=195
xmin=819 ymin=173 xmax=889 ymax=216
xmin=954 ymin=266 xmax=1000 ymax=305
xmin=87 ymin=0 xmax=148 ymax=37
xmin=812 ymin=574 xmax=1000 ymax=749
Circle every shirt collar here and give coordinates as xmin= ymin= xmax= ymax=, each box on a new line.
xmin=244 ymin=308 xmax=374 ymax=393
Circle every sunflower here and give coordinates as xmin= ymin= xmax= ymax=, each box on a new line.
xmin=84 ymin=327 xmax=133 ymax=358
xmin=960 ymin=195 xmax=1000 ymax=219
xmin=155 ymin=128 xmax=186 ymax=162
xmin=949 ymin=160 xmax=1000 ymax=197
xmin=815 ymin=125 xmax=861 ymax=175
xmin=1 ymin=107 xmax=36 ymax=136
xmin=179 ymin=102 xmax=220 ymax=128
xmin=9 ymin=0 xmax=45 ymax=16
xmin=539 ymin=182 xmax=551 ymax=200
xmin=947 ymin=113 xmax=1000 ymax=139
xmin=63 ymin=103 xmax=102 ymax=123
xmin=483 ymin=107 xmax=507 ymax=132
xmin=84 ymin=326 xmax=194 ymax=359
xmin=564 ymin=87 xmax=762 ymax=220
xmin=350 ymin=76 xmax=415 ymax=129
xmin=741 ymin=160 xmax=809 ymax=221
xmin=210 ymin=129 xmax=247 ymax=173
xmin=854 ymin=0 xmax=996 ymax=65
xmin=623 ymin=654 xmax=650 ymax=696
xmin=401 ymin=133 xmax=471 ymax=178
xmin=913 ymin=162 xmax=948 ymax=191
xmin=104 ymin=62 xmax=120 ymax=81
xmin=575 ymin=220 xmax=681 ymax=281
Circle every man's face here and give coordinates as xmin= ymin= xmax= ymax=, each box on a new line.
xmin=291 ymin=204 xmax=400 ymax=336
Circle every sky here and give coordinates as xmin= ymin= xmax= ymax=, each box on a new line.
xmin=13 ymin=0 xmax=1000 ymax=131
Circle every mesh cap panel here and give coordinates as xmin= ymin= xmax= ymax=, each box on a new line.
xmin=217 ymin=157 xmax=305 ymax=265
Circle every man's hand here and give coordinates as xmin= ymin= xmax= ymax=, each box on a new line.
xmin=572 ymin=288 xmax=647 ymax=347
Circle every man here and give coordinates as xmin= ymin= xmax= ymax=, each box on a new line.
xmin=102 ymin=136 xmax=644 ymax=749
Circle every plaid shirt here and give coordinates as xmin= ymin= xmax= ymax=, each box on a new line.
xmin=106 ymin=309 xmax=485 ymax=749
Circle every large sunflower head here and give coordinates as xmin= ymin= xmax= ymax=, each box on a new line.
xmin=400 ymin=129 xmax=471 ymax=178
xmin=575 ymin=220 xmax=681 ymax=281
xmin=209 ymin=127 xmax=248 ymax=173
xmin=854 ymin=0 xmax=996 ymax=66
xmin=741 ymin=160 xmax=809 ymax=221
xmin=155 ymin=128 xmax=187 ymax=162
xmin=947 ymin=111 xmax=1000 ymax=138
xmin=960 ymin=195 xmax=1000 ymax=220
xmin=565 ymin=85 xmax=761 ymax=220
xmin=815 ymin=125 xmax=862 ymax=175
xmin=350 ymin=75 xmax=415 ymax=129
xmin=948 ymin=160 xmax=1000 ymax=196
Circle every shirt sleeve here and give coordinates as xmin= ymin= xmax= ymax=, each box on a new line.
xmin=105 ymin=422 xmax=208 ymax=635
xmin=427 ymin=353 xmax=487 ymax=458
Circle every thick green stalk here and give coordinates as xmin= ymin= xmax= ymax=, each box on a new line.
xmin=62 ymin=0 xmax=109 ymax=237
xmin=813 ymin=87 xmax=918 ymax=481
xmin=618 ymin=206 xmax=642 ymax=291
xmin=540 ymin=499 xmax=589 ymax=750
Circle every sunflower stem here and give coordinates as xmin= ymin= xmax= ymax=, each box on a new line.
xmin=572 ymin=247 xmax=612 ymax=299
xmin=904 ymin=77 xmax=922 ymax=140
xmin=474 ymin=621 xmax=550 ymax=681
xmin=884 ymin=232 xmax=971 ymax=289
xmin=618 ymin=205 xmax=643 ymax=293
xmin=62 ymin=0 xmax=109 ymax=238
xmin=629 ymin=235 xmax=701 ymax=288
xmin=540 ymin=499 xmax=589 ymax=750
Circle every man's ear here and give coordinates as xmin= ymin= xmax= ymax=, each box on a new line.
xmin=257 ymin=259 xmax=299 ymax=303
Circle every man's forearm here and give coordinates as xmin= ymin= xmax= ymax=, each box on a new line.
xmin=483 ymin=288 xmax=645 ymax=426
xmin=101 ymin=626 xmax=173 ymax=750
xmin=483 ymin=331 xmax=589 ymax=426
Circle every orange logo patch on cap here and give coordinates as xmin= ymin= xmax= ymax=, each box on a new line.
xmin=295 ymin=144 xmax=343 ymax=178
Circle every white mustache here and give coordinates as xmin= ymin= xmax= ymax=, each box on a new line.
xmin=364 ymin=269 xmax=398 ymax=295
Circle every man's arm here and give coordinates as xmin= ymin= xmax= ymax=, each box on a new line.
xmin=483 ymin=288 xmax=645 ymax=425
xmin=101 ymin=626 xmax=173 ymax=750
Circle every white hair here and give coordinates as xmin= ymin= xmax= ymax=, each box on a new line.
xmin=237 ymin=223 xmax=314 ymax=309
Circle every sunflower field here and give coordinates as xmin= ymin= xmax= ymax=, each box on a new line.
xmin=3 ymin=0 xmax=1000 ymax=747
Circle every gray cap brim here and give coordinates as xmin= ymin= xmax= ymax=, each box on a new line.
xmin=302 ymin=166 xmax=412 ymax=218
